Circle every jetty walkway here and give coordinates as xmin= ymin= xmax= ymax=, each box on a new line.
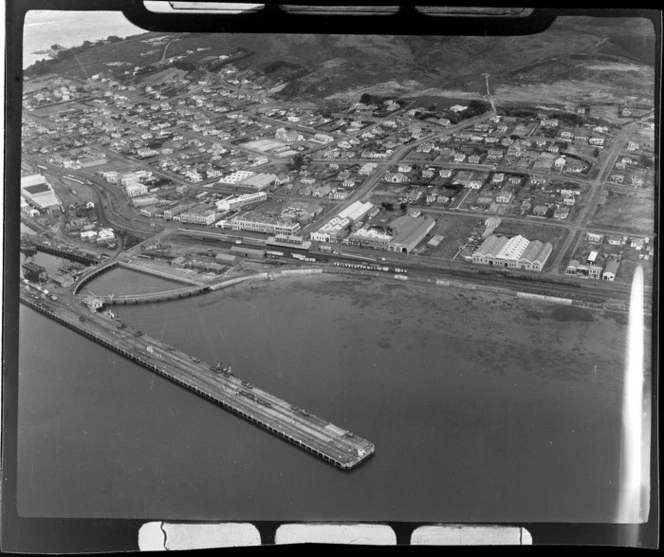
xmin=19 ymin=283 xmax=375 ymax=470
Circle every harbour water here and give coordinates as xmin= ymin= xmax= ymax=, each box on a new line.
xmin=78 ymin=267 xmax=186 ymax=297
xmin=17 ymin=271 xmax=649 ymax=522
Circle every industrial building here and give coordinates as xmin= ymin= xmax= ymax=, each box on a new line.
xmin=566 ymin=260 xmax=602 ymax=279
xmin=472 ymin=234 xmax=552 ymax=271
xmin=230 ymin=215 xmax=301 ymax=235
xmin=179 ymin=206 xmax=218 ymax=226
xmin=216 ymin=192 xmax=267 ymax=212
xmin=218 ymin=170 xmax=255 ymax=184
xmin=20 ymin=174 xmax=62 ymax=213
xmin=163 ymin=202 xmax=198 ymax=221
xmin=267 ymin=234 xmax=312 ymax=250
xmin=22 ymin=261 xmax=48 ymax=283
xmin=125 ymin=182 xmax=149 ymax=198
xmin=338 ymin=200 xmax=374 ymax=222
xmin=348 ymin=226 xmax=393 ymax=250
xmin=240 ymin=173 xmax=279 ymax=191
xmin=387 ymin=215 xmax=437 ymax=254
xmin=310 ymin=216 xmax=351 ymax=243
xmin=310 ymin=201 xmax=374 ymax=244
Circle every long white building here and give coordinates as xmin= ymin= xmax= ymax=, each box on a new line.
xmin=125 ymin=182 xmax=149 ymax=198
xmin=310 ymin=201 xmax=374 ymax=244
xmin=472 ymin=234 xmax=552 ymax=271
xmin=20 ymin=174 xmax=62 ymax=212
xmin=216 ymin=192 xmax=267 ymax=212
xmin=230 ymin=216 xmax=300 ymax=235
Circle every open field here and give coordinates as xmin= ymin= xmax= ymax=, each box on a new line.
xmin=617 ymin=252 xmax=654 ymax=286
xmin=493 ymin=220 xmax=568 ymax=245
xmin=589 ymin=191 xmax=655 ymax=234
xmin=419 ymin=214 xmax=483 ymax=260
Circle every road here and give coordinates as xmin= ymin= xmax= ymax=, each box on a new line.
xmin=160 ymin=33 xmax=182 ymax=63
xmin=548 ymin=123 xmax=634 ymax=272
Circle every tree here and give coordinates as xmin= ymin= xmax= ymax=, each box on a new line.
xmin=50 ymin=44 xmax=64 ymax=51
xmin=360 ymin=93 xmax=373 ymax=105
xmin=290 ymin=153 xmax=305 ymax=170
xmin=382 ymin=201 xmax=394 ymax=211
xmin=400 ymin=202 xmax=408 ymax=214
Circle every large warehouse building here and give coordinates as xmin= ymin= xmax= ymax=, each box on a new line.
xmin=472 ymin=234 xmax=552 ymax=271
xmin=388 ymin=215 xmax=436 ymax=254
xmin=20 ymin=174 xmax=62 ymax=213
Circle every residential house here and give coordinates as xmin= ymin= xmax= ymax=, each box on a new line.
xmin=385 ymin=172 xmax=407 ymax=183
xmin=541 ymin=118 xmax=559 ymax=128
xmin=602 ymin=260 xmax=619 ymax=281
xmin=553 ymin=206 xmax=570 ymax=220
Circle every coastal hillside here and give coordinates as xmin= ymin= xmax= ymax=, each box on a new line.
xmin=25 ymin=15 xmax=655 ymax=105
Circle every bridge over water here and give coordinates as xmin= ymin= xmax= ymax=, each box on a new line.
xmin=94 ymin=284 xmax=211 ymax=305
xmin=73 ymin=259 xmax=205 ymax=296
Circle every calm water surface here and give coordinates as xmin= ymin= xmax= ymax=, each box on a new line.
xmin=18 ymin=272 xmax=645 ymax=522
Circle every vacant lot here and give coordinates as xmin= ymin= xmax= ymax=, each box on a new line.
xmin=617 ymin=251 xmax=654 ymax=286
xmin=420 ymin=213 xmax=483 ymax=260
xmin=590 ymin=192 xmax=654 ymax=233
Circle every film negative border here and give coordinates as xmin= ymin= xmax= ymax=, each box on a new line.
xmin=2 ymin=1 xmax=660 ymax=552
xmin=138 ymin=521 xmax=533 ymax=548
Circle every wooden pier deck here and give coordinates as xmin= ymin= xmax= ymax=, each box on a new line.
xmin=19 ymin=285 xmax=375 ymax=469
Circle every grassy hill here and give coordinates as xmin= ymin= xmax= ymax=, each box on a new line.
xmin=26 ymin=15 xmax=655 ymax=105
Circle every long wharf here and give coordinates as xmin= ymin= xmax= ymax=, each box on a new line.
xmin=19 ymin=285 xmax=375 ymax=470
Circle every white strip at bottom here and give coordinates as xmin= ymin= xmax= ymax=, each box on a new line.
xmin=138 ymin=522 xmax=533 ymax=549
xmin=412 ymin=525 xmax=532 ymax=545
xmin=276 ymin=523 xmax=397 ymax=545
xmin=138 ymin=522 xmax=261 ymax=550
